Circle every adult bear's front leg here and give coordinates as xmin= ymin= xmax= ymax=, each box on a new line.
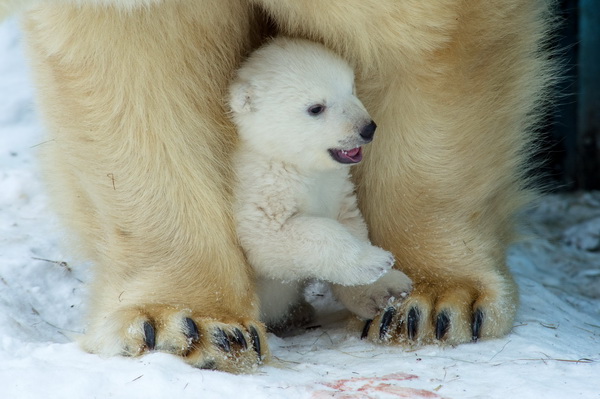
xmin=22 ymin=0 xmax=268 ymax=371
xmin=257 ymin=0 xmax=553 ymax=344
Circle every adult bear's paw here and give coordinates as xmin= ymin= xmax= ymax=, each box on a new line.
xmin=80 ymin=305 xmax=268 ymax=373
xmin=359 ymin=275 xmax=517 ymax=346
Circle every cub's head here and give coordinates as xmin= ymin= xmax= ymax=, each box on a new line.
xmin=229 ymin=37 xmax=376 ymax=170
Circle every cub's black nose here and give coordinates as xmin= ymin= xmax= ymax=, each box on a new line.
xmin=360 ymin=120 xmax=377 ymax=141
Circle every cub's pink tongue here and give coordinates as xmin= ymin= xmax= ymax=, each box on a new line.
xmin=345 ymin=147 xmax=361 ymax=157
xmin=331 ymin=146 xmax=362 ymax=163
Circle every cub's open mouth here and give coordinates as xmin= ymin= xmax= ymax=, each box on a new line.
xmin=328 ymin=147 xmax=363 ymax=164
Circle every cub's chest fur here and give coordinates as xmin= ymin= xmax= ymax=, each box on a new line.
xmin=295 ymin=168 xmax=352 ymax=219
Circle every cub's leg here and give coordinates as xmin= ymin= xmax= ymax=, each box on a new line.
xmin=258 ymin=0 xmax=553 ymax=344
xmin=244 ymin=215 xmax=395 ymax=286
xmin=257 ymin=278 xmax=315 ymax=334
xmin=22 ymin=0 xmax=268 ymax=371
xmin=332 ymin=269 xmax=412 ymax=321
xmin=333 ymin=173 xmax=413 ymax=321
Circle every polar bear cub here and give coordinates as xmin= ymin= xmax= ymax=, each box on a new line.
xmin=229 ymin=38 xmax=412 ymax=330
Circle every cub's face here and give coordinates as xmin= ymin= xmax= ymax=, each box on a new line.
xmin=229 ymin=38 xmax=376 ymax=170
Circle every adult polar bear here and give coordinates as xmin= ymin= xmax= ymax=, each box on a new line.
xmin=4 ymin=0 xmax=552 ymax=372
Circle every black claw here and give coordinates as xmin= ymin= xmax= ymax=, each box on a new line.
xmin=143 ymin=321 xmax=156 ymax=350
xmin=361 ymin=319 xmax=373 ymax=340
xmin=407 ymin=307 xmax=420 ymax=340
xmin=214 ymin=328 xmax=231 ymax=352
xmin=231 ymin=328 xmax=248 ymax=350
xmin=435 ymin=311 xmax=450 ymax=340
xmin=379 ymin=307 xmax=396 ymax=340
xmin=472 ymin=309 xmax=484 ymax=341
xmin=249 ymin=326 xmax=262 ymax=360
xmin=184 ymin=317 xmax=200 ymax=342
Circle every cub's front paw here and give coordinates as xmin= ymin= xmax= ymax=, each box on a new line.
xmin=80 ymin=305 xmax=268 ymax=373
xmin=332 ymin=269 xmax=412 ymax=319
xmin=340 ymin=245 xmax=395 ymax=286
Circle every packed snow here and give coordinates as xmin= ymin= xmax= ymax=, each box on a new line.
xmin=1 ymin=17 xmax=599 ymax=399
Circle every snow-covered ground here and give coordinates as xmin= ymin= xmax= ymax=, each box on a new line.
xmin=1 ymin=17 xmax=599 ymax=399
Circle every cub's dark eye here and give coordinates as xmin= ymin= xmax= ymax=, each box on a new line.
xmin=307 ymin=104 xmax=325 ymax=116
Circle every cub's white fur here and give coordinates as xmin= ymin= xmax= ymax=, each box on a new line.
xmin=230 ymin=38 xmax=412 ymax=328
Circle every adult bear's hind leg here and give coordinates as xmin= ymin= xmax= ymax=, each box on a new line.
xmin=23 ymin=0 xmax=268 ymax=372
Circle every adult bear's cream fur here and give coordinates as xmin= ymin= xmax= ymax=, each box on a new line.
xmin=2 ymin=0 xmax=554 ymax=371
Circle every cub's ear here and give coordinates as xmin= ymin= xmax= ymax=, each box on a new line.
xmin=229 ymin=81 xmax=253 ymax=114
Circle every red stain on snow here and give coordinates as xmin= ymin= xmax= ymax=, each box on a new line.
xmin=311 ymin=373 xmax=446 ymax=399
